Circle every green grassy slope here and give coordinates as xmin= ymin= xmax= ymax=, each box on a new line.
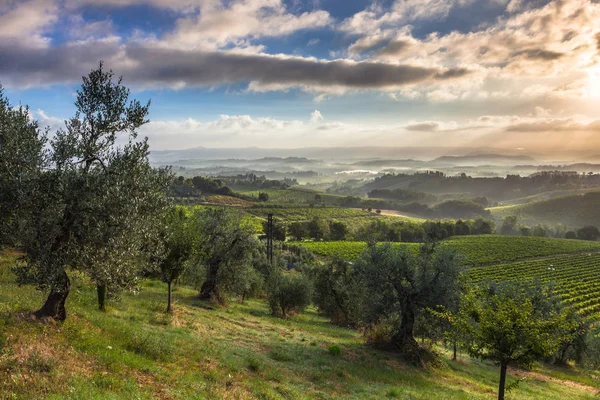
xmin=489 ymin=192 xmax=600 ymax=227
xmin=1 ymin=251 xmax=598 ymax=399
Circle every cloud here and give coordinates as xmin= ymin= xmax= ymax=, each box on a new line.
xmin=404 ymin=122 xmax=441 ymax=132
xmin=0 ymin=40 xmax=470 ymax=92
xmin=310 ymin=110 xmax=323 ymax=123
xmin=0 ymin=0 xmax=58 ymax=46
xmin=375 ymin=40 xmax=411 ymax=57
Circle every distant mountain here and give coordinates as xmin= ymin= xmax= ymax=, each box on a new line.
xmin=432 ymin=154 xmax=537 ymax=165
xmin=149 ymin=146 xmax=497 ymax=164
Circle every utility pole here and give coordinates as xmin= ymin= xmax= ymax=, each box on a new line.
xmin=267 ymin=213 xmax=273 ymax=265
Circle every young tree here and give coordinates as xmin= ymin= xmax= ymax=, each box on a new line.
xmin=267 ymin=270 xmax=313 ymax=318
xmin=499 ymin=216 xmax=518 ymax=235
xmin=455 ymin=281 xmax=577 ymax=400
xmin=577 ymin=225 xmax=600 ymax=241
xmin=329 ymin=221 xmax=349 ymax=241
xmin=258 ymin=192 xmax=269 ymax=202
xmin=262 ymin=218 xmax=286 ymax=241
xmin=152 ymin=207 xmax=196 ymax=313
xmin=308 ymin=217 xmax=329 ymax=241
xmin=13 ymin=63 xmax=171 ymax=320
xmin=454 ymin=220 xmax=471 ymax=236
xmin=195 ymin=208 xmax=258 ymax=303
xmin=355 ymin=241 xmax=462 ymax=363
xmin=288 ymin=222 xmax=306 ymax=241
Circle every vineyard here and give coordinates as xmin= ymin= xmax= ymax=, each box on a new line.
xmin=300 ymin=241 xmax=418 ymax=261
xmin=465 ymin=253 xmax=600 ymax=318
xmin=445 ymin=235 xmax=600 ymax=266
xmin=299 ymin=236 xmax=600 ymax=265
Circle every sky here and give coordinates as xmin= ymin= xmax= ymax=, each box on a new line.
xmin=2 ymin=0 xmax=600 ymax=153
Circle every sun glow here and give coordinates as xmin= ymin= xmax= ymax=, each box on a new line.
xmin=586 ymin=64 xmax=600 ymax=99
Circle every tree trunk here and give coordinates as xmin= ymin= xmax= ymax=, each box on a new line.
xmin=34 ymin=271 xmax=70 ymax=321
xmin=498 ymin=361 xmax=508 ymax=400
xmin=97 ymin=284 xmax=107 ymax=311
xmin=452 ymin=339 xmax=457 ymax=361
xmin=393 ymin=307 xmax=418 ymax=350
xmin=199 ymin=261 xmax=219 ymax=301
xmin=166 ymin=281 xmax=172 ymax=313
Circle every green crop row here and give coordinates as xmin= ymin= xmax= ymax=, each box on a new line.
xmin=465 ymin=252 xmax=600 ymax=319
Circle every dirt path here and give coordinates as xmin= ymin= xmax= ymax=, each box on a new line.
xmin=352 ymin=208 xmax=424 ymax=220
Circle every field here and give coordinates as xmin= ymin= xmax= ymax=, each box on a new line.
xmin=1 ymin=251 xmax=598 ymax=400
xmin=465 ymin=253 xmax=600 ymax=318
xmin=245 ymin=206 xmax=372 ymax=221
xmin=299 ymin=236 xmax=600 ymax=265
xmin=235 ymin=187 xmax=344 ymax=205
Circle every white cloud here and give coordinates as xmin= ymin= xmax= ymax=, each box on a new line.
xmin=310 ymin=110 xmax=324 ymax=123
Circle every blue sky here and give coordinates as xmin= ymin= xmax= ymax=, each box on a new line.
xmin=1 ymin=0 xmax=600 ymax=152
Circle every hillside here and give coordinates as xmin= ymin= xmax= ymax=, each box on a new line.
xmin=489 ymin=192 xmax=600 ymax=227
xmin=1 ymin=250 xmax=598 ymax=400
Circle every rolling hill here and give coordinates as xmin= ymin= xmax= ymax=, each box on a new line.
xmin=489 ymin=192 xmax=600 ymax=227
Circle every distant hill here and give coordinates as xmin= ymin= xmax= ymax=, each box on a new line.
xmin=432 ymin=154 xmax=536 ymax=166
xmin=489 ymin=191 xmax=600 ymax=227
xmin=149 ymin=146 xmax=517 ymax=164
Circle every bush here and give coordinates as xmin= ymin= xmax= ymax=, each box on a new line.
xmin=258 ymin=192 xmax=269 ymax=202
xmin=328 ymin=344 xmax=342 ymax=357
xmin=267 ymin=271 xmax=313 ymax=318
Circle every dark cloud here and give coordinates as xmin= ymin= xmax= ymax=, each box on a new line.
xmin=404 ymin=122 xmax=440 ymax=132
xmin=375 ymin=40 xmax=411 ymax=56
xmin=513 ymin=48 xmax=564 ymax=61
xmin=0 ymin=41 xmax=470 ymax=90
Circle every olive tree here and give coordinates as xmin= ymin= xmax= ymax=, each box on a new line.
xmin=455 ymin=281 xmax=577 ymax=400
xmin=0 ymin=86 xmax=47 ymax=246
xmin=195 ymin=208 xmax=258 ymax=303
xmin=13 ymin=63 xmax=171 ymax=320
xmin=354 ymin=242 xmax=462 ymax=363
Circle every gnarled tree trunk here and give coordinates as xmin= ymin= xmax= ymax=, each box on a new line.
xmin=34 ymin=270 xmax=70 ymax=321
xmin=392 ymin=306 xmax=421 ymax=363
xmin=199 ymin=261 xmax=219 ymax=301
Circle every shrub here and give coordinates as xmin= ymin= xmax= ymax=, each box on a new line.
xmin=246 ymin=356 xmax=262 ymax=372
xmin=26 ymin=351 xmax=55 ymax=373
xmin=328 ymin=344 xmax=342 ymax=357
xmin=267 ymin=271 xmax=313 ymax=318
xmin=258 ymin=192 xmax=269 ymax=202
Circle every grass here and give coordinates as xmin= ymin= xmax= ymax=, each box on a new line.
xmin=1 ymin=250 xmax=599 ymax=399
